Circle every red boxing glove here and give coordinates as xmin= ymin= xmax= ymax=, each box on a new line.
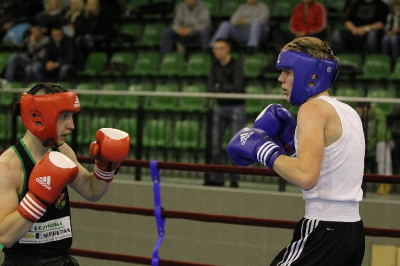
xmin=18 ymin=152 xmax=79 ymax=222
xmin=89 ymin=128 xmax=130 ymax=182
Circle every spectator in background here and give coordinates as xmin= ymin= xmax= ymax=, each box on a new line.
xmin=209 ymin=0 xmax=270 ymax=53
xmin=205 ymin=39 xmax=245 ymax=188
xmin=29 ymin=26 xmax=75 ymax=82
xmin=331 ymin=0 xmax=390 ymax=54
xmin=75 ymin=0 xmax=114 ymax=60
xmin=0 ymin=15 xmax=31 ymax=47
xmin=0 ymin=14 xmax=15 ymax=41
xmin=36 ymin=0 xmax=65 ymax=34
xmin=382 ymin=0 xmax=400 ymax=71
xmin=272 ymin=0 xmax=327 ymax=51
xmin=356 ymin=102 xmax=394 ymax=196
xmin=160 ymin=0 xmax=211 ymax=58
xmin=62 ymin=0 xmax=86 ymax=39
xmin=4 ymin=23 xmax=50 ymax=84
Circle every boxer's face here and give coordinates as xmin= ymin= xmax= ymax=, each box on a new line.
xmin=278 ymin=68 xmax=294 ymax=103
xmin=57 ymin=112 xmax=75 ymax=145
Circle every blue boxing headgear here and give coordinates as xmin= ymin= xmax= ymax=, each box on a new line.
xmin=276 ymin=50 xmax=339 ymax=106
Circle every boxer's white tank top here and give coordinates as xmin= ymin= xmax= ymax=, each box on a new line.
xmin=295 ymin=96 xmax=365 ymax=222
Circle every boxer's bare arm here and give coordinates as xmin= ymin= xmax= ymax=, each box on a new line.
xmin=0 ymin=149 xmax=34 ymax=248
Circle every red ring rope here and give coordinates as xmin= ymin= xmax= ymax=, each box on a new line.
xmin=22 ymin=155 xmax=400 ymax=264
xmin=77 ymin=156 xmax=400 ymax=183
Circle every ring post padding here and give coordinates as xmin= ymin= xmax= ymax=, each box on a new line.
xmin=150 ymin=160 xmax=165 ymax=266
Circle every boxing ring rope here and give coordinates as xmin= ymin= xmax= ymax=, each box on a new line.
xmin=69 ymin=157 xmax=400 ymax=265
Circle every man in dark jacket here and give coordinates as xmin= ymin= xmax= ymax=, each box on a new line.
xmin=29 ymin=26 xmax=76 ymax=82
xmin=205 ymin=38 xmax=246 ymax=188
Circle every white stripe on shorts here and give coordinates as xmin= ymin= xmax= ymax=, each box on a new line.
xmin=277 ymin=219 xmax=319 ymax=266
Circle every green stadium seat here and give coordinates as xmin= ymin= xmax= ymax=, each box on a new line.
xmin=176 ymin=84 xmax=207 ymax=112
xmin=0 ymin=81 xmax=23 ymax=107
xmin=0 ymin=52 xmax=11 ymax=74
xmin=112 ymin=23 xmax=142 ymax=48
xmin=142 ymin=119 xmax=173 ymax=148
xmin=389 ymin=58 xmax=400 ymax=81
xmin=89 ymin=116 xmax=115 ymax=137
xmin=335 ymin=87 xmax=363 ymax=108
xmin=116 ymin=117 xmax=137 ymax=146
xmin=356 ymin=54 xmax=391 ymax=81
xmin=184 ymin=52 xmax=211 ymax=77
xmin=203 ymin=0 xmax=221 ymax=16
xmin=337 ymin=53 xmax=362 ymax=79
xmin=173 ymin=120 xmax=202 ymax=149
xmin=97 ymin=82 xmax=127 ymax=110
xmin=144 ymin=83 xmax=179 ymax=111
xmin=75 ymin=82 xmax=99 ymax=108
xmin=128 ymin=0 xmax=148 ymax=9
xmin=327 ymin=0 xmax=347 ymax=16
xmin=245 ymin=84 xmax=267 ymax=115
xmin=56 ymin=82 xmax=73 ymax=90
xmin=101 ymin=51 xmax=134 ymax=76
xmin=367 ymin=88 xmax=396 ymax=116
xmin=128 ymin=51 xmax=159 ymax=77
xmin=335 ymin=87 xmax=363 ymax=97
xmin=76 ymin=114 xmax=91 ymax=145
xmin=123 ymin=83 xmax=152 ymax=110
xmin=159 ymin=52 xmax=185 ymax=77
xmin=77 ymin=51 xmax=108 ymax=77
xmin=0 ymin=113 xmax=11 ymax=141
xmin=221 ymin=0 xmax=242 ymax=16
xmin=271 ymin=1 xmax=295 ymax=18
xmin=134 ymin=23 xmax=164 ymax=47
xmin=243 ymin=53 xmax=269 ymax=78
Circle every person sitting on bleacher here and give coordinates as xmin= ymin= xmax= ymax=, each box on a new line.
xmin=331 ymin=0 xmax=390 ymax=54
xmin=62 ymin=0 xmax=86 ymax=40
xmin=28 ymin=26 xmax=76 ymax=83
xmin=272 ymin=0 xmax=327 ymax=51
xmin=3 ymin=22 xmax=50 ymax=85
xmin=382 ymin=0 xmax=400 ymax=71
xmin=74 ymin=0 xmax=113 ymax=61
xmin=209 ymin=0 xmax=270 ymax=53
xmin=35 ymin=0 xmax=66 ymax=35
xmin=160 ymin=0 xmax=211 ymax=58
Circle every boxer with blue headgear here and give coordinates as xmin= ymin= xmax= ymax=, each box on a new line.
xmin=227 ymin=37 xmax=365 ymax=266
xmin=276 ymin=42 xmax=339 ymax=106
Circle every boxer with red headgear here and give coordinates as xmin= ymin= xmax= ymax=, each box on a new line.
xmin=0 ymin=83 xmax=130 ymax=265
xmin=13 ymin=83 xmax=81 ymax=147
xmin=227 ymin=37 xmax=365 ymax=265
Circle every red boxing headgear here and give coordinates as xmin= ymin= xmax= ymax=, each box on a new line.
xmin=14 ymin=84 xmax=81 ymax=147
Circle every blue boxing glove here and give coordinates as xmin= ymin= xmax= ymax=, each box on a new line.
xmin=254 ymin=104 xmax=297 ymax=156
xmin=226 ymin=127 xmax=285 ymax=170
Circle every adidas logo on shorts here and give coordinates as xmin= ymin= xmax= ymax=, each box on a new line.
xmin=36 ymin=176 xmax=52 ymax=190
xmin=74 ymin=96 xmax=80 ymax=108
xmin=240 ymin=132 xmax=254 ymax=145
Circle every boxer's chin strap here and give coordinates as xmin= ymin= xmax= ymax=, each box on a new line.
xmin=150 ymin=160 xmax=165 ymax=266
